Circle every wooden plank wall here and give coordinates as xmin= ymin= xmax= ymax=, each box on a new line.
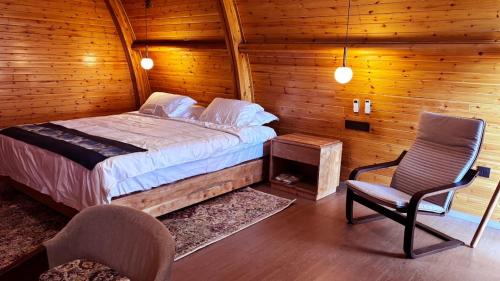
xmin=236 ymin=0 xmax=500 ymax=221
xmin=0 ymin=0 xmax=136 ymax=127
xmin=121 ymin=0 xmax=236 ymax=104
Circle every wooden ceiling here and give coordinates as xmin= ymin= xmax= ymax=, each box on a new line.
xmin=237 ymin=0 xmax=500 ymax=43
xmin=123 ymin=0 xmax=225 ymax=41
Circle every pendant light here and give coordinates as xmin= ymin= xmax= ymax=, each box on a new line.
xmin=334 ymin=0 xmax=353 ymax=84
xmin=140 ymin=0 xmax=154 ymax=70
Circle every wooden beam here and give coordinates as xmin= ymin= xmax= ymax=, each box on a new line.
xmin=105 ymin=0 xmax=151 ymax=106
xmin=239 ymin=42 xmax=500 ymax=54
xmin=131 ymin=39 xmax=227 ymax=51
xmin=218 ymin=0 xmax=254 ymax=102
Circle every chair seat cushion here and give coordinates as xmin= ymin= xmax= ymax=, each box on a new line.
xmin=39 ymin=259 xmax=130 ymax=281
xmin=346 ymin=180 xmax=446 ymax=214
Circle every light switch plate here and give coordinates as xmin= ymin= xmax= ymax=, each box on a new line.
xmin=353 ymin=99 xmax=360 ymax=113
xmin=365 ymin=99 xmax=371 ymax=114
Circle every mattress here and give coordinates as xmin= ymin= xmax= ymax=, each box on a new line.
xmin=0 ymin=112 xmax=276 ymax=210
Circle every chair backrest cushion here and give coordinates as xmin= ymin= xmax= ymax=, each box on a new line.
xmin=391 ymin=112 xmax=485 ymax=208
xmin=44 ymin=205 xmax=175 ymax=281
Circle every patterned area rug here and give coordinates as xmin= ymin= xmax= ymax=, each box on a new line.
xmin=160 ymin=187 xmax=295 ymax=260
xmin=0 ymin=184 xmax=293 ymax=270
xmin=0 ymin=182 xmax=68 ymax=273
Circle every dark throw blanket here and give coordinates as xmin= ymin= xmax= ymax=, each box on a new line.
xmin=0 ymin=123 xmax=146 ymax=170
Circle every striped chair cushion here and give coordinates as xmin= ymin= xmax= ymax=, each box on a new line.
xmin=391 ymin=112 xmax=484 ymax=208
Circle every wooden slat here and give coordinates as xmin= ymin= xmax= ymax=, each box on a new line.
xmin=0 ymin=0 xmax=136 ymax=127
xmin=122 ymin=0 xmax=225 ymax=41
xmin=237 ymin=0 xmax=500 ymax=43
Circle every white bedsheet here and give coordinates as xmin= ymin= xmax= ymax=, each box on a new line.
xmin=0 ymin=113 xmax=276 ymax=210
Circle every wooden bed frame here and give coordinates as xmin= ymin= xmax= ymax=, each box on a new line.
xmin=113 ymin=157 xmax=267 ymax=217
xmin=2 ymin=146 xmax=269 ymax=218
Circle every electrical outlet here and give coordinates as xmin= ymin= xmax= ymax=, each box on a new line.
xmin=345 ymin=120 xmax=370 ymax=132
xmin=477 ymin=166 xmax=491 ymax=178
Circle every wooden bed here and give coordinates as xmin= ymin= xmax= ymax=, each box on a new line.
xmin=2 ymin=143 xmax=269 ymax=218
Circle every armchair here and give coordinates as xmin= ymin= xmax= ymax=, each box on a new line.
xmin=346 ymin=112 xmax=485 ymax=258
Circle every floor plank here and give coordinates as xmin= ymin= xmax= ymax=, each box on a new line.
xmin=172 ymin=184 xmax=500 ymax=281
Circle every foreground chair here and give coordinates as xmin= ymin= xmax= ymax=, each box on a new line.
xmin=40 ymin=205 xmax=175 ymax=281
xmin=346 ymin=112 xmax=485 ymax=258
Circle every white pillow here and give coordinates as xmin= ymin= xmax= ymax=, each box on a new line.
xmin=199 ymin=98 xmax=264 ymax=127
xmin=178 ymin=105 xmax=205 ymax=120
xmin=139 ymin=92 xmax=196 ymax=118
xmin=249 ymin=111 xmax=279 ymax=126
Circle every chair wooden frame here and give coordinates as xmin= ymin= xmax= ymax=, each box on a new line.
xmin=346 ymin=150 xmax=480 ymax=259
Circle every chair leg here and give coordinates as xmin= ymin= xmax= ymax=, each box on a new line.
xmin=404 ymin=208 xmax=465 ymax=259
xmin=404 ymin=209 xmax=417 ymax=258
xmin=346 ymin=188 xmax=354 ymax=224
xmin=346 ymin=189 xmax=386 ymax=224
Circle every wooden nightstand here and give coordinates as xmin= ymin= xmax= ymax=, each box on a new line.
xmin=270 ymin=133 xmax=342 ymax=200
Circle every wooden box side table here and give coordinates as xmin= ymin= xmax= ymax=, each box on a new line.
xmin=270 ymin=133 xmax=342 ymax=200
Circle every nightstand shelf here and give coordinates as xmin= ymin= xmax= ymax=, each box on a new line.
xmin=270 ymin=133 xmax=342 ymax=200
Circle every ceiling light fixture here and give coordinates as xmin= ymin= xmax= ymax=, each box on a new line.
xmin=334 ymin=0 xmax=353 ymax=84
xmin=140 ymin=0 xmax=154 ymax=70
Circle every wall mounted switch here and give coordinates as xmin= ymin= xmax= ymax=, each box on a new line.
xmin=365 ymin=99 xmax=371 ymax=114
xmin=353 ymin=99 xmax=360 ymax=113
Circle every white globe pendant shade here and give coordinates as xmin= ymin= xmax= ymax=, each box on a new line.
xmin=140 ymin=57 xmax=154 ymax=70
xmin=334 ymin=66 xmax=353 ymax=84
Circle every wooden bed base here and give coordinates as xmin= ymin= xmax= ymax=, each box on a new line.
xmin=112 ymin=158 xmax=267 ymax=217
xmin=2 ymin=157 xmax=267 ymax=218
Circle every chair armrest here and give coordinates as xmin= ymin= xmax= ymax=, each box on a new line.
xmin=349 ymin=151 xmax=407 ymax=180
xmin=408 ymin=169 xmax=479 ymax=211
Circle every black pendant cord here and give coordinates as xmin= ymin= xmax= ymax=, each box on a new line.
xmin=144 ymin=0 xmax=152 ymax=58
xmin=342 ymin=0 xmax=352 ymax=67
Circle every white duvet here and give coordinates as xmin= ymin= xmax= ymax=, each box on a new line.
xmin=0 ymin=112 xmax=276 ymax=210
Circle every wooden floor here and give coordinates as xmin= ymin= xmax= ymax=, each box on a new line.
xmin=172 ymin=184 xmax=500 ymax=281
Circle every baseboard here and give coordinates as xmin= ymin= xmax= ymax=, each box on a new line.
xmin=448 ymin=210 xmax=500 ymax=230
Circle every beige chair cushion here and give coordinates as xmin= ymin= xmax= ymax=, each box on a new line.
xmin=347 ymin=180 xmax=446 ymax=214
xmin=39 ymin=259 xmax=130 ymax=281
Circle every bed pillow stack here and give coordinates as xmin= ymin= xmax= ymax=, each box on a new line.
xmin=200 ymin=98 xmax=278 ymax=127
xmin=139 ymin=92 xmax=196 ymax=118
xmin=140 ymin=93 xmax=278 ymax=126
